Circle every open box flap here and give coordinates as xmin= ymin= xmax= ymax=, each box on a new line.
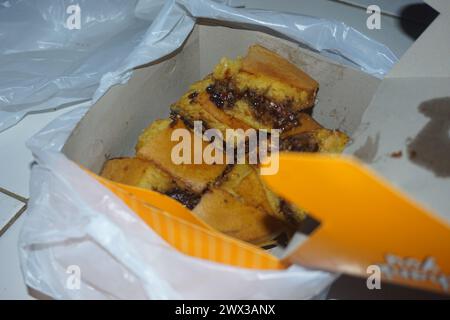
xmin=263 ymin=153 xmax=450 ymax=294
xmin=346 ymin=0 xmax=450 ymax=222
xmin=279 ymin=0 xmax=450 ymax=294
xmin=346 ymin=77 xmax=450 ymax=222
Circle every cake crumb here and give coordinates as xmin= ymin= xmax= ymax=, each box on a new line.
xmin=390 ymin=150 xmax=403 ymax=158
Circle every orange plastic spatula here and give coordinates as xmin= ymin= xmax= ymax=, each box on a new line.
xmin=262 ymin=153 xmax=450 ymax=294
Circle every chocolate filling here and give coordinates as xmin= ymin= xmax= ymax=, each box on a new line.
xmin=242 ymin=90 xmax=298 ymax=132
xmin=280 ymin=133 xmax=319 ymax=152
xmin=206 ymin=80 xmax=237 ymax=109
xmin=188 ymin=91 xmax=199 ymax=104
xmin=169 ymin=111 xmax=184 ymax=127
xmin=170 ymin=111 xmax=209 ymax=133
xmin=165 ymin=188 xmax=201 ymax=210
xmin=206 ymin=79 xmax=299 ymax=132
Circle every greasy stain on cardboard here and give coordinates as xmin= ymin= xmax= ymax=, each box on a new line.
xmin=407 ymin=97 xmax=450 ymax=177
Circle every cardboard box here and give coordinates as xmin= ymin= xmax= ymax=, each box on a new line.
xmin=271 ymin=0 xmax=450 ymax=295
xmin=62 ymin=0 xmax=450 ymax=295
xmin=63 ymin=24 xmax=379 ymax=169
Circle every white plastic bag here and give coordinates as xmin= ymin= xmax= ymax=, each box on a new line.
xmin=0 ymin=0 xmax=397 ymax=132
xmin=18 ymin=0 xmax=398 ymax=299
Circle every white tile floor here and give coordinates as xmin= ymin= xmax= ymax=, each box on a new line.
xmin=0 ymin=105 xmax=80 ymax=299
xmin=0 ymin=191 xmax=25 ymax=236
xmin=0 ymin=106 xmax=80 ymax=199
xmin=0 ymin=214 xmax=28 ymax=299
xmin=0 ymin=0 xmax=435 ymax=299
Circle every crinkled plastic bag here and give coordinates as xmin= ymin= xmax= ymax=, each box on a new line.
xmin=18 ymin=0 xmax=398 ymax=299
xmin=0 ymin=0 xmax=397 ymax=132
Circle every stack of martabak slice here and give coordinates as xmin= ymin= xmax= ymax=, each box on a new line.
xmin=100 ymin=45 xmax=349 ymax=247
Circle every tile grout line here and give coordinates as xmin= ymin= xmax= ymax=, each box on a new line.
xmin=0 ymin=203 xmax=27 ymax=238
xmin=0 ymin=186 xmax=28 ymax=204
xmin=0 ymin=187 xmax=28 ymax=236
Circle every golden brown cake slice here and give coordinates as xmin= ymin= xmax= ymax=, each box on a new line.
xmin=100 ymin=157 xmax=176 ymax=192
xmin=280 ymin=128 xmax=349 ymax=153
xmin=239 ymin=45 xmax=319 ymax=110
xmin=171 ymin=45 xmax=319 ymax=134
xmin=100 ymin=157 xmax=201 ymax=209
xmin=218 ymin=164 xmax=274 ymax=214
xmin=217 ymin=164 xmax=306 ymax=227
xmin=136 ymin=118 xmax=228 ymax=193
xmin=171 ymin=77 xmax=254 ymax=135
xmin=192 ymin=187 xmax=285 ymax=245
